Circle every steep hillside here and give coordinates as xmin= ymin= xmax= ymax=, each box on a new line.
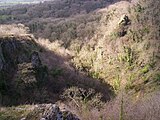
xmin=0 ymin=0 xmax=160 ymax=119
xmin=0 ymin=24 xmax=113 ymax=106
xmin=0 ymin=30 xmax=48 ymax=105
xmin=71 ymin=0 xmax=160 ymax=96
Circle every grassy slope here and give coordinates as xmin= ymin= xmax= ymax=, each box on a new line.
xmin=0 ymin=105 xmax=33 ymax=120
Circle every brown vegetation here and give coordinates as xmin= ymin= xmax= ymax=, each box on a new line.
xmin=0 ymin=0 xmax=160 ymax=119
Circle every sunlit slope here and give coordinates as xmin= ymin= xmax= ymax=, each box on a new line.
xmin=71 ymin=0 xmax=160 ymax=95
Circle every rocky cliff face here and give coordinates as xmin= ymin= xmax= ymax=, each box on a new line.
xmin=0 ymin=35 xmax=48 ymax=106
xmin=27 ymin=104 xmax=80 ymax=120
xmin=0 ymin=32 xmax=83 ymax=120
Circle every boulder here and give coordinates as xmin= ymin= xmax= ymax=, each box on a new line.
xmin=20 ymin=104 xmax=80 ymax=120
xmin=118 ymin=14 xmax=130 ymax=26
xmin=42 ymin=104 xmax=63 ymax=120
xmin=31 ymin=51 xmax=42 ymax=69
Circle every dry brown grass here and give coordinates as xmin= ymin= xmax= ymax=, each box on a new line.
xmin=36 ymin=38 xmax=72 ymax=58
xmin=0 ymin=24 xmax=29 ymax=36
xmin=1 ymin=0 xmax=160 ymax=119
xmin=65 ymin=91 xmax=160 ymax=120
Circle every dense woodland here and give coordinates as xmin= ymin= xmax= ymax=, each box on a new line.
xmin=0 ymin=0 xmax=160 ymax=119
xmin=0 ymin=0 xmax=120 ymax=47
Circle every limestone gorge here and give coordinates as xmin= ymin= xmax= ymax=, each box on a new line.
xmin=0 ymin=0 xmax=160 ymax=120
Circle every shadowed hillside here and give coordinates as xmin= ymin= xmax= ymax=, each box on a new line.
xmin=0 ymin=24 xmax=113 ymax=107
xmin=0 ymin=0 xmax=160 ymax=119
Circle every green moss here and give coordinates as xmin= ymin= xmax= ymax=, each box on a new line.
xmin=89 ymin=71 xmax=100 ymax=79
xmin=123 ymin=47 xmax=134 ymax=66
xmin=154 ymin=73 xmax=160 ymax=83
xmin=0 ymin=106 xmax=31 ymax=120
xmin=134 ymin=4 xmax=145 ymax=13
xmin=113 ymin=75 xmax=121 ymax=92
xmin=140 ymin=64 xmax=150 ymax=74
xmin=125 ymin=74 xmax=136 ymax=90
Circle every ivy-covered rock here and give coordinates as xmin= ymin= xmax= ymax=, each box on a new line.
xmin=0 ymin=35 xmax=48 ymax=106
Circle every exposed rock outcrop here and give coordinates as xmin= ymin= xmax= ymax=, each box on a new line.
xmin=118 ymin=14 xmax=130 ymax=26
xmin=0 ymin=35 xmax=36 ymax=78
xmin=31 ymin=51 xmax=42 ymax=69
xmin=0 ymin=35 xmax=48 ymax=106
xmin=26 ymin=104 xmax=80 ymax=120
